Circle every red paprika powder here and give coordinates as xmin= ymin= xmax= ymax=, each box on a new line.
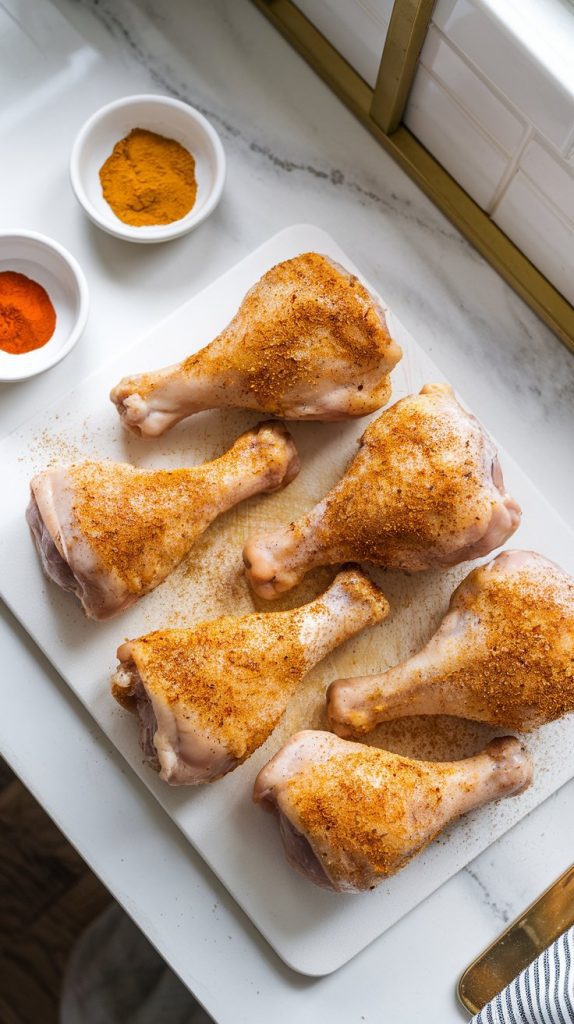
xmin=0 ymin=271 xmax=56 ymax=355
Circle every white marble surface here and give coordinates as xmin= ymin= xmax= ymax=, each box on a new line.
xmin=0 ymin=0 xmax=573 ymax=1020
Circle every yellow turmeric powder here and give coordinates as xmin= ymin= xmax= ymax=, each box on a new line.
xmin=99 ymin=128 xmax=198 ymax=227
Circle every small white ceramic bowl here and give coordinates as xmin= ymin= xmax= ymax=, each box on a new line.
xmin=0 ymin=231 xmax=89 ymax=383
xmin=70 ymin=94 xmax=226 ymax=243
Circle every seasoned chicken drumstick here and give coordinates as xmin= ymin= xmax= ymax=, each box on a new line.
xmin=111 ymin=567 xmax=388 ymax=785
xmin=244 ymin=384 xmax=521 ymax=599
xmin=328 ymin=550 xmax=574 ymax=736
xmin=254 ymin=730 xmax=532 ymax=893
xmin=27 ymin=421 xmax=299 ymax=620
xmin=110 ymin=253 xmax=402 ymax=436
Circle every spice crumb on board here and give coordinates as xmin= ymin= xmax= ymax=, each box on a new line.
xmin=26 ymin=429 xmax=86 ymax=472
xmin=19 ymin=404 xmax=508 ymax=768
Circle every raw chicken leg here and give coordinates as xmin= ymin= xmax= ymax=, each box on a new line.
xmin=244 ymin=384 xmax=521 ymax=599
xmin=254 ymin=730 xmax=532 ymax=892
xmin=111 ymin=567 xmax=388 ymax=785
xmin=27 ymin=421 xmax=299 ymax=620
xmin=110 ymin=253 xmax=402 ymax=436
xmin=328 ymin=550 xmax=574 ymax=735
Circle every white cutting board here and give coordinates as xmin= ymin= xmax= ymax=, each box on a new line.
xmin=1 ymin=225 xmax=573 ymax=976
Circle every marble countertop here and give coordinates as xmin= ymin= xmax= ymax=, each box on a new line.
xmin=1 ymin=0 xmax=573 ymax=1020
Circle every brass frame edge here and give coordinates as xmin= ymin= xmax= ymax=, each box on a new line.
xmin=372 ymin=0 xmax=436 ymax=133
xmin=458 ymin=864 xmax=574 ymax=1014
xmin=251 ymin=0 xmax=574 ymax=354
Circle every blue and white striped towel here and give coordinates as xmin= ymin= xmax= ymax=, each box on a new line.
xmin=471 ymin=926 xmax=574 ymax=1024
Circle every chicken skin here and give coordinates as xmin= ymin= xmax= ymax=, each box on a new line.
xmin=27 ymin=421 xmax=299 ymax=620
xmin=328 ymin=550 xmax=574 ymax=736
xmin=244 ymin=384 xmax=521 ymax=599
xmin=110 ymin=253 xmax=402 ymax=436
xmin=254 ymin=731 xmax=532 ymax=892
xmin=111 ymin=567 xmax=389 ymax=785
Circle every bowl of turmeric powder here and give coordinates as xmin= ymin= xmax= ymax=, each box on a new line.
xmin=0 ymin=231 xmax=89 ymax=382
xmin=70 ymin=94 xmax=226 ymax=243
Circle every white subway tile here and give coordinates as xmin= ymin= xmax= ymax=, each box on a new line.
xmin=405 ymin=66 xmax=510 ymax=210
xmin=494 ymin=172 xmax=574 ymax=305
xmin=294 ymin=0 xmax=390 ymax=87
xmin=433 ymin=0 xmax=574 ymax=151
xmin=520 ymin=139 xmax=574 ymax=225
xmin=419 ymin=26 xmax=525 ymax=155
xmin=473 ymin=0 xmax=574 ymax=98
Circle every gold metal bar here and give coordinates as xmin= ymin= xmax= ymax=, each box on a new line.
xmin=251 ymin=0 xmax=574 ymax=354
xmin=387 ymin=128 xmax=574 ymax=349
xmin=371 ymin=0 xmax=435 ymax=133
xmin=458 ymin=865 xmax=574 ymax=1015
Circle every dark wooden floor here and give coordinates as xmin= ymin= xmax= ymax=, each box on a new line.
xmin=0 ymin=759 xmax=111 ymax=1023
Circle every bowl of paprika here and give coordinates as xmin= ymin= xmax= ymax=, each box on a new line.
xmin=0 ymin=231 xmax=89 ymax=382
xmin=70 ymin=94 xmax=226 ymax=243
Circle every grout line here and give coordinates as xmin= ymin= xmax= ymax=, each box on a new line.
xmin=420 ymin=25 xmax=574 ymax=224
xmin=427 ymin=23 xmax=528 ymax=128
xmin=421 ymin=21 xmax=541 ymax=215
xmin=409 ymin=62 xmax=543 ymax=222
xmin=487 ymin=124 xmax=535 ymax=216
xmin=503 ymin=162 xmax=574 ymax=234
xmin=414 ymin=63 xmax=509 ymax=161
xmin=562 ymin=123 xmax=574 ymax=162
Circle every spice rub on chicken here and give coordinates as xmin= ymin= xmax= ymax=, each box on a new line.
xmin=111 ymin=567 xmax=389 ymax=785
xmin=27 ymin=421 xmax=299 ymax=620
xmin=244 ymin=383 xmax=522 ymax=599
xmin=254 ymin=731 xmax=532 ymax=892
xmin=328 ymin=550 xmax=574 ymax=736
xmin=110 ymin=253 xmax=403 ymax=437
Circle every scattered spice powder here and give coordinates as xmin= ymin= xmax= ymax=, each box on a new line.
xmin=99 ymin=127 xmax=198 ymax=227
xmin=0 ymin=271 xmax=56 ymax=355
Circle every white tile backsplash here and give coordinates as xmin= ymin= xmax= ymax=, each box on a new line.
xmin=407 ymin=0 xmax=574 ymax=305
xmin=433 ymin=0 xmax=574 ymax=151
xmin=293 ymin=0 xmax=574 ymax=307
xmin=418 ymin=27 xmax=526 ymax=157
xmin=478 ymin=0 xmax=574 ymax=98
xmin=519 ymin=139 xmax=574 ymax=226
xmin=405 ymin=67 xmax=509 ymax=210
xmin=494 ymin=172 xmax=574 ymax=305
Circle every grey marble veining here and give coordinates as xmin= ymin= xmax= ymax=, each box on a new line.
xmin=464 ymin=866 xmax=513 ymax=925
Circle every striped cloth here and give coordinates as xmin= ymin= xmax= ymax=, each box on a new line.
xmin=471 ymin=927 xmax=574 ymax=1024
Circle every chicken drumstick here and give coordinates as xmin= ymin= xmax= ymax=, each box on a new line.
xmin=244 ymin=383 xmax=521 ymax=599
xmin=111 ymin=567 xmax=389 ymax=784
xmin=254 ymin=730 xmax=532 ymax=892
xmin=328 ymin=550 xmax=574 ymax=736
xmin=27 ymin=421 xmax=299 ymax=620
xmin=110 ymin=253 xmax=402 ymax=436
